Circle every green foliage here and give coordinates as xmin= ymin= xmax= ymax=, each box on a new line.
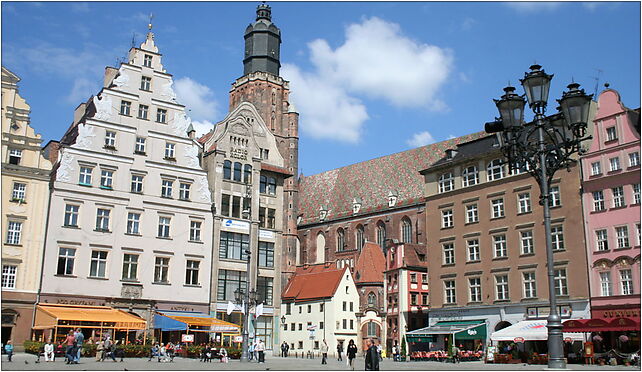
xmin=23 ymin=341 xmax=44 ymax=355
xmin=400 ymin=336 xmax=407 ymax=357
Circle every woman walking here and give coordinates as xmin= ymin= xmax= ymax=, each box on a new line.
xmin=347 ymin=339 xmax=358 ymax=371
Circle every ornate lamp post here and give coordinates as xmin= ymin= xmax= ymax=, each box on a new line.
xmin=485 ymin=65 xmax=592 ymax=369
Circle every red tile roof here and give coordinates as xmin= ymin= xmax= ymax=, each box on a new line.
xmin=261 ymin=163 xmax=293 ymax=176
xmin=197 ymin=131 xmax=214 ymax=145
xmin=354 ymin=242 xmax=386 ymax=284
xmin=282 ymin=264 xmax=346 ymax=302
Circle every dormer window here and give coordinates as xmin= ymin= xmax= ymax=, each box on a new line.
xmin=388 ymin=191 xmax=398 ymax=208
xmin=143 ymin=55 xmax=153 ymax=68
xmin=319 ymin=206 xmax=328 ymax=221
xmin=352 ymin=198 xmax=362 ymax=214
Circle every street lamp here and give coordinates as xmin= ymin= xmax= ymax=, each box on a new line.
xmin=485 ymin=64 xmax=592 ymax=369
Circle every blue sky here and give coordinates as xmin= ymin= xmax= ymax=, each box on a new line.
xmin=2 ymin=1 xmax=640 ymax=176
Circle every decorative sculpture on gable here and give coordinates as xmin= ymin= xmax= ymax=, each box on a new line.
xmin=171 ymin=111 xmax=191 ymax=137
xmin=197 ymin=175 xmax=212 ymax=203
xmin=161 ymin=78 xmax=178 ymax=103
xmin=184 ymin=144 xmax=200 ymax=168
xmin=112 ymin=69 xmax=129 ymax=88
xmin=92 ymin=95 xmax=113 ymax=121
xmin=74 ymin=123 xmax=95 ymax=150
xmin=55 ymin=151 xmax=75 ymax=182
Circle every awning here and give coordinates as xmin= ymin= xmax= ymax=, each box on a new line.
xmin=34 ymin=304 xmax=146 ymax=330
xmin=563 ymin=318 xmax=641 ymax=332
xmin=154 ymin=311 xmax=240 ymax=333
xmin=406 ymin=320 xmax=486 ymax=342
xmin=490 ymin=320 xmax=583 ymax=342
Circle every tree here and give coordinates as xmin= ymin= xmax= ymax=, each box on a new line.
xmin=401 ymin=335 xmax=407 ymax=360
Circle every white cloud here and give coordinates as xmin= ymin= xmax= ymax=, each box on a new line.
xmin=283 ymin=16 xmax=453 ymax=143
xmin=407 ymin=131 xmax=436 ymax=148
xmin=174 ymin=77 xmax=220 ymax=122
xmin=66 ymin=78 xmax=97 ymax=104
xmin=505 ymin=2 xmax=563 ymax=12
xmin=191 ymin=120 xmax=216 ymax=138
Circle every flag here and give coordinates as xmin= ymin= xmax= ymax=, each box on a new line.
xmin=226 ymin=301 xmax=235 ymax=316
xmin=255 ymin=303 xmax=264 ymax=318
xmin=241 ymin=301 xmax=246 ymax=314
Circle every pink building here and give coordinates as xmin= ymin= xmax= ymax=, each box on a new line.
xmin=580 ymin=87 xmax=640 ymax=338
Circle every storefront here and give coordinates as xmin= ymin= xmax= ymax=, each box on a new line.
xmin=406 ymin=320 xmax=486 ymax=358
xmin=153 ymin=311 xmax=240 ymax=346
xmin=32 ymin=304 xmax=147 ymax=344
xmin=563 ymin=317 xmax=640 ymax=361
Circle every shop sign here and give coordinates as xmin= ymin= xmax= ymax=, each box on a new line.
xmin=526 ymin=305 xmax=572 ymax=319
xmin=56 ymin=299 xmax=97 ymax=306
xmin=234 ymin=336 xmax=243 ymax=343
xmin=230 ymin=147 xmax=248 ymax=160
xmin=182 ymin=334 xmax=194 ymax=343
xmin=259 ymin=229 xmax=274 ymax=239
xmin=595 ymin=309 xmax=640 ymax=319
xmin=564 ymin=337 xmax=573 ymax=343
xmin=223 ymin=219 xmax=250 ymax=232
xmin=171 ymin=306 xmax=195 ymax=312
xmin=514 ymin=337 xmax=524 ymax=343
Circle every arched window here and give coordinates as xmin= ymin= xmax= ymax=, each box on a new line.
xmin=233 ymin=162 xmax=242 ymax=181
xmin=367 ymin=292 xmax=376 ymax=307
xmin=487 ymin=159 xmax=505 ymax=181
xmin=367 ymin=321 xmax=377 ymax=337
xmin=401 ymin=217 xmax=412 ymax=243
xmin=267 ymin=177 xmax=277 ymax=195
xmin=223 ymin=160 xmax=232 ymax=180
xmin=337 ymin=228 xmax=345 ymax=252
xmin=376 ymin=221 xmax=386 ymax=251
xmin=243 ymin=164 xmax=252 ymax=184
xmin=356 ymin=225 xmax=365 ymax=251
xmin=316 ymin=233 xmax=326 ymax=264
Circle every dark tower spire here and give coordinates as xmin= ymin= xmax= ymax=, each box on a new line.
xmin=243 ymin=3 xmax=281 ymax=76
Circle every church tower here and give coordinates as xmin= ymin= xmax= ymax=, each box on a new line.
xmin=229 ymin=3 xmax=300 ymax=288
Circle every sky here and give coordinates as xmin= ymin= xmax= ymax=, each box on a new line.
xmin=2 ymin=1 xmax=640 ymax=176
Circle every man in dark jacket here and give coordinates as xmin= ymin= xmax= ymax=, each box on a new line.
xmin=365 ymin=339 xmax=379 ymax=371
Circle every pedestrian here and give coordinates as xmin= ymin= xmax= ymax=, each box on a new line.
xmin=149 ymin=343 xmax=159 ymax=362
xmin=376 ymin=342 xmax=382 ymax=361
xmin=44 ymin=339 xmax=55 ymax=362
xmin=337 ymin=341 xmax=343 ymax=361
xmin=64 ymin=330 xmax=76 ymax=364
xmin=320 ymin=339 xmax=329 ymax=364
xmin=219 ymin=347 xmax=228 ymax=363
xmin=255 ymin=338 xmax=265 ymax=363
xmin=95 ymin=340 xmax=104 ymax=362
xmin=347 ymin=339 xmax=358 ymax=371
xmin=365 ymin=338 xmax=380 ymax=371
xmin=4 ymin=340 xmax=13 ymax=362
xmin=248 ymin=340 xmax=255 ymax=361
xmin=159 ymin=344 xmax=167 ymax=362
xmin=281 ymin=341 xmax=289 ymax=357
xmin=452 ymin=344 xmax=461 ymax=363
xmin=103 ymin=336 xmax=117 ymax=362
xmin=392 ymin=341 xmax=399 ymax=362
xmin=74 ymin=327 xmax=85 ymax=363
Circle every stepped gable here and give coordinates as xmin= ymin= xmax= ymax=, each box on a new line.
xmin=298 ymin=131 xmax=486 ymax=225
xmin=354 ymin=242 xmax=386 ymax=284
xmin=282 ymin=264 xmax=346 ymax=302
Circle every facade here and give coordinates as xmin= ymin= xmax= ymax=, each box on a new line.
xmin=38 ymin=29 xmax=213 ymax=341
xmin=580 ymin=88 xmax=640 ymax=325
xmin=1 ymin=67 xmax=53 ymax=349
xmin=199 ymin=4 xmax=298 ymax=352
xmin=384 ymin=242 xmax=429 ymax=353
xmin=420 ymin=132 xmax=592 ymax=348
xmin=280 ymin=264 xmax=359 ymax=355
xmin=353 ymin=242 xmax=386 ymax=350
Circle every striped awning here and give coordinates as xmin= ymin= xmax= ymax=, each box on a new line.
xmin=154 ymin=311 xmax=240 ymax=333
xmin=34 ymin=304 xmax=146 ymax=330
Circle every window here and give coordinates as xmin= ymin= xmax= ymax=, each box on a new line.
xmin=637 ymin=224 xmax=641 ymax=246
xmin=219 ymin=232 xmax=250 ymax=261
xmin=444 ymin=280 xmax=456 ymax=304
xmin=367 ymin=321 xmax=376 ymax=337
xmin=158 ymin=216 xmax=171 ymax=238
xmin=189 ymin=221 xmax=202 ymax=242
xmin=495 ymin=275 xmax=509 ymax=300
xmin=8 ymin=148 xmax=22 ymax=165
xmin=469 ymin=277 xmax=481 ymax=302
xmin=120 ymin=100 xmax=131 ymax=116
xmin=220 ymin=194 xmax=230 ymax=217
xmin=140 ymin=76 xmax=151 ymax=91
xmin=89 ymin=251 xmax=108 ymax=278
xmin=137 ymin=104 xmax=149 ymax=120
xmin=95 ymin=209 xmax=110 ymax=232
xmin=122 ymin=254 xmax=138 ymax=280
xmin=11 ymin=183 xmax=26 ymax=201
xmin=260 ymin=148 xmax=269 ymax=160
xmin=523 ymin=272 xmax=537 ymax=298
xmin=421 ymin=273 xmax=427 ymax=284
xmin=443 ymin=243 xmax=455 ymax=265
xmin=64 ymin=204 xmax=79 ymax=227
xmin=337 ymin=228 xmax=345 ymax=251
xmin=599 ymin=272 xmax=612 ymax=296
xmin=259 ymin=175 xmax=267 ymax=192
xmin=79 ymin=166 xmax=92 ymax=186
xmin=243 ymin=164 xmax=252 ymax=184
xmin=438 ymin=172 xmax=454 ymax=193
xmin=258 ymin=241 xmax=274 ymax=267
xmin=131 ymin=174 xmax=144 ymax=193
xmin=462 ymin=165 xmax=478 ymax=187
xmin=467 ymin=239 xmax=480 ymax=262
xmin=401 ymin=218 xmax=412 ymax=243
xmin=376 ymin=222 xmax=386 ymax=249
xmin=410 ymin=293 xmax=418 ymax=305
xmin=591 ymin=161 xmax=602 ymax=176
xmin=143 ymin=54 xmax=152 ymax=67
xmin=465 ymin=204 xmax=478 ymax=224
xmin=633 ymin=184 xmax=641 ymax=205
xmin=232 ymin=196 xmax=241 ymax=218
xmin=179 ymin=183 xmax=191 ymax=200
xmin=606 ymin=126 xmax=617 ymax=141
xmin=612 ymin=186 xmax=625 ymax=208
xmin=57 ymin=247 xmax=76 ymax=275
xmin=554 ymin=268 xmax=568 ymax=296
xmin=256 ymin=277 xmax=274 ymax=305
xmin=100 ymin=170 xmax=113 ymax=189
xmin=216 ymin=269 xmax=247 ymax=301
xmin=422 ymin=293 xmax=428 ymax=305
xmin=487 ymin=159 xmax=505 ymax=181
xmin=493 ymin=234 xmax=507 ymax=258
xmin=135 ymin=137 xmax=146 ymax=154
xmin=551 ymin=225 xmax=564 ymax=251
xmin=267 ymin=177 xmax=277 ymax=195
xmin=593 ymin=191 xmax=605 ymax=211
xmin=223 ymin=160 xmax=232 ymax=180
xmin=154 ymin=257 xmax=170 ymax=283
xmin=410 ymin=273 xmax=417 ymax=283
xmin=161 ymin=179 xmax=173 ymax=198
xmin=104 ymin=131 xmax=116 ymax=148
xmin=520 ymin=230 xmax=534 ymax=255
xmin=367 ymin=292 xmax=376 ymax=307
xmin=441 ymin=209 xmax=453 ymax=228
xmin=620 ymin=269 xmax=633 ymax=295
xmin=491 ymin=198 xmax=504 ymax=218
xmin=233 ymin=162 xmax=242 ymax=181
xmin=308 ymin=305 xmax=312 ymax=314
xmin=2 ymin=265 xmax=17 ymax=289
xmin=126 ymin=212 xmax=140 ymax=235
xmin=185 ymin=260 xmax=200 ymax=285
xmin=320 ymin=303 xmax=324 ymax=312
xmin=595 ymin=229 xmax=608 ymax=251
xmin=549 ymin=186 xmax=561 ymax=207
xmin=609 ymin=157 xmax=621 ymax=171
xmin=629 ymin=152 xmax=640 ymax=167
xmin=356 ymin=225 xmax=365 ymax=250
xmin=165 ymin=142 xmax=176 ymax=159
xmin=518 ymin=192 xmax=531 ymax=213
xmin=616 ymin=226 xmax=629 ymax=248
xmin=156 ymin=108 xmax=167 ymax=123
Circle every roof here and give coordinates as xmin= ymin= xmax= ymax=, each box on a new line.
xmin=197 ymin=131 xmax=214 ymax=145
xmin=298 ymin=132 xmax=486 ymax=225
xmin=282 ymin=264 xmax=346 ymax=302
xmin=427 ymin=134 xmax=498 ymax=171
xmin=354 ymin=242 xmax=386 ymax=284
xmin=261 ymin=162 xmax=293 ymax=177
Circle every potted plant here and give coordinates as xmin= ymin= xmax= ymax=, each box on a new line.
xmin=400 ymin=336 xmax=407 ymax=361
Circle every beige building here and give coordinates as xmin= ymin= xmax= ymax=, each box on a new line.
xmin=1 ymin=67 xmax=53 ymax=349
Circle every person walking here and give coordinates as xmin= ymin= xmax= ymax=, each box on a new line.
xmin=365 ymin=339 xmax=380 ymax=371
xmin=44 ymin=339 xmax=55 ymax=362
xmin=248 ymin=341 xmax=255 ymax=361
xmin=64 ymin=330 xmax=76 ymax=364
xmin=320 ymin=339 xmax=329 ymax=364
xmin=4 ymin=340 xmax=13 ymax=362
xmin=281 ymin=341 xmax=289 ymax=358
xmin=74 ymin=328 xmax=85 ymax=363
xmin=255 ymin=338 xmax=265 ymax=363
xmin=452 ymin=344 xmax=461 ymax=364
xmin=376 ymin=342 xmax=382 ymax=361
xmin=95 ymin=340 xmax=104 ymax=362
xmin=337 ymin=341 xmax=343 ymax=361
xmin=149 ymin=343 xmax=159 ymax=362
xmin=102 ymin=336 xmax=117 ymax=362
xmin=347 ymin=339 xmax=358 ymax=371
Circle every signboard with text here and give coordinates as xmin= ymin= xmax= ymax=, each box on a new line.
xmin=182 ymin=334 xmax=194 ymax=343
